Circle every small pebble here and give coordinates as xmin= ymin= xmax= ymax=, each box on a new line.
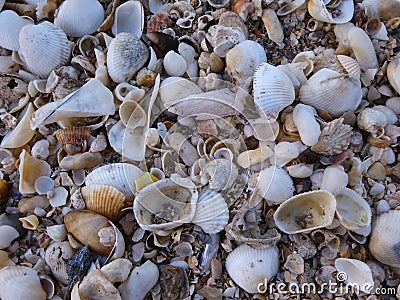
xmin=376 ymin=200 xmax=391 ymax=214
xmin=369 ymin=182 xmax=385 ymax=196
xmin=211 ymin=258 xmax=222 ymax=279
xmin=198 ymin=286 xmax=222 ymax=300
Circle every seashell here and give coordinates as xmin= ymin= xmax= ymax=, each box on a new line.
xmin=237 ymin=146 xmax=274 ymax=169
xmin=55 ymin=126 xmax=91 ymax=155
xmin=277 ymin=62 xmax=308 ymax=90
xmin=320 ymin=165 xmax=348 ymax=193
xmin=100 ymin=258 xmax=133 ymax=284
xmin=1 ymin=103 xmax=35 ymax=149
xmin=292 ymin=51 xmax=315 ymax=76
xmin=218 ymin=11 xmax=248 ymax=38
xmin=209 ymin=52 xmax=225 ymax=74
xmin=274 ymin=190 xmax=336 ymax=234
xmin=0 ymin=0 xmax=3 ymax=10
xmin=225 ymin=244 xmax=279 ymax=294
xmin=335 ymin=258 xmax=374 ymax=293
xmin=163 ymin=50 xmax=187 ymax=77
xmin=39 ymin=275 xmax=55 ymax=299
xmin=386 ymin=16 xmax=400 ymax=29
xmin=81 ymin=184 xmax=127 ymax=222
xmin=78 ymin=269 xmax=121 ymax=299
xmin=299 ymin=68 xmax=362 ymax=117
xmin=378 ymin=0 xmax=400 ymax=20
xmin=225 ymin=40 xmax=267 ymax=87
xmin=306 ymin=18 xmax=324 ymax=31
xmin=164 ymin=132 xmax=199 ymax=166
xmin=287 ymin=163 xmax=314 ymax=178
xmin=0 ymin=225 xmax=19 ymax=249
xmin=261 ymin=9 xmax=284 ymax=47
xmin=46 ymin=224 xmax=67 ymax=242
xmin=0 ymin=266 xmax=46 ymax=300
xmin=311 ymin=117 xmax=352 ymax=155
xmin=19 ymin=215 xmax=39 ymax=230
xmin=273 ymin=141 xmax=307 ymax=167
xmin=54 ymin=0 xmax=104 ymax=38
xmin=357 ymin=107 xmax=387 ymax=138
xmin=257 ymin=166 xmax=295 ymax=205
xmin=0 ymin=10 xmax=31 ymax=51
xmin=365 ymin=17 xmax=381 ymax=35
xmin=232 ymin=0 xmax=255 ymax=21
xmin=112 ymin=0 xmax=144 ymax=38
xmin=0 ymin=250 xmax=14 ymax=268
xmin=114 ymin=82 xmax=145 ymax=103
xmin=292 ymin=104 xmax=321 ymax=146
xmin=133 ymin=177 xmax=198 ymax=231
xmin=200 ymin=159 xmax=238 ymax=191
xmin=45 ymin=241 xmax=75 ymax=285
xmin=118 ymin=100 xmax=147 ymax=131
xmin=159 ymin=76 xmax=203 ymax=107
xmin=19 ymin=149 xmax=51 ymax=195
xmin=207 ymin=0 xmax=229 ymax=8
xmin=0 ymin=75 xmax=28 ymax=104
xmin=107 ymin=33 xmax=149 ymax=83
xmin=308 ymin=0 xmax=354 ymax=24
xmin=277 ymin=0 xmax=307 ymax=16
xmin=372 ymin=105 xmax=397 ymax=124
xmin=336 ymin=55 xmax=361 ymax=79
xmin=253 ymin=63 xmax=295 ymax=120
xmin=206 ymin=25 xmax=246 ymax=58
xmin=192 ymin=188 xmax=229 ymax=234
xmin=19 ymin=21 xmax=71 ymax=78
xmin=18 ymin=195 xmax=49 ymax=214
xmin=369 ymin=211 xmax=400 ymax=267
xmin=178 ymin=43 xmax=198 ymax=78
xmin=387 ymin=58 xmax=400 ymax=94
xmin=347 ymin=27 xmax=379 ymax=71
xmin=0 ymin=179 xmax=10 ymax=205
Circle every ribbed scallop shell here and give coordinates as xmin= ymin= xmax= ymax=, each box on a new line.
xmin=337 ymin=55 xmax=361 ymax=79
xmin=85 ymin=163 xmax=144 ymax=201
xmin=0 ymin=10 xmax=31 ymax=51
xmin=18 ymin=21 xmax=71 ymax=78
xmin=54 ymin=0 xmax=104 ymax=37
xmin=253 ymin=63 xmax=295 ymax=120
xmin=0 ymin=266 xmax=46 ymax=300
xmin=107 ymin=33 xmax=149 ymax=83
xmin=82 ymin=184 xmax=127 ymax=221
xmin=369 ymin=210 xmax=400 ymax=267
xmin=299 ymin=68 xmax=362 ymax=117
xmin=192 ymin=188 xmax=228 ymax=234
xmin=225 ymin=244 xmax=279 ymax=294
xmin=55 ymin=126 xmax=91 ymax=154
xmin=45 ymin=241 xmax=75 ymax=285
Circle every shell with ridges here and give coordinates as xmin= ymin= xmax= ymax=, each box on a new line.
xmin=206 ymin=25 xmax=246 ymax=58
xmin=336 ymin=55 xmax=361 ymax=79
xmin=55 ymin=126 xmax=91 ymax=155
xmin=0 ymin=10 xmax=31 ymax=51
xmin=45 ymin=241 xmax=75 ymax=285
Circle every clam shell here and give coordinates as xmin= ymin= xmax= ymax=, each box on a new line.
xmin=369 ymin=210 xmax=400 ymax=267
xmin=82 ymin=184 xmax=127 ymax=221
xmin=18 ymin=21 xmax=71 ymax=78
xmin=273 ymin=141 xmax=307 ymax=167
xmin=225 ymin=244 xmax=279 ymax=294
xmin=257 ymin=166 xmax=295 ymax=205
xmin=387 ymin=58 xmax=400 ymax=94
xmin=320 ymin=165 xmax=348 ymax=193
xmin=261 ymin=9 xmax=284 ymax=47
xmin=192 ymin=188 xmax=228 ymax=234
xmin=347 ymin=27 xmax=379 ymax=71
xmin=0 ymin=225 xmax=19 ymax=249
xmin=107 ymin=33 xmax=149 ymax=83
xmin=55 ymin=126 xmax=91 ymax=155
xmin=287 ymin=163 xmax=314 ymax=178
xmin=111 ymin=0 xmax=144 ymax=38
xmin=0 ymin=266 xmax=46 ymax=300
xmin=335 ymin=258 xmax=374 ymax=293
xmin=274 ymin=190 xmax=336 ymax=234
xmin=45 ymin=241 xmax=75 ymax=285
xmin=299 ymin=68 xmax=362 ymax=117
xmin=0 ymin=10 xmax=31 ymax=51
xmin=292 ymin=104 xmax=321 ymax=146
xmin=54 ymin=0 xmax=104 ymax=37
xmin=253 ymin=63 xmax=295 ymax=120
xmin=163 ymin=50 xmax=187 ymax=77
xmin=308 ymin=0 xmax=354 ymax=24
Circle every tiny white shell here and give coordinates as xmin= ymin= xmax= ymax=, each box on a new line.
xmin=0 ymin=225 xmax=19 ymax=249
xmin=335 ymin=258 xmax=374 ymax=293
xmin=111 ymin=0 xmax=144 ymax=38
xmin=0 ymin=10 xmax=31 ymax=51
xmin=292 ymin=104 xmax=321 ymax=146
xmin=163 ymin=50 xmax=187 ymax=77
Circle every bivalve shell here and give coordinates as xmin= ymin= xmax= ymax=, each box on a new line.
xmin=308 ymin=0 xmax=354 ymax=24
xmin=111 ymin=0 xmax=144 ymax=38
xmin=163 ymin=50 xmax=187 ymax=77
xmin=0 ymin=10 xmax=31 ymax=51
xmin=0 ymin=225 xmax=19 ymax=249
xmin=45 ymin=241 xmax=75 ymax=285
xmin=347 ymin=27 xmax=379 ymax=71
xmin=292 ymin=104 xmax=321 ymax=146
xmin=335 ymin=258 xmax=374 ymax=293
xmin=387 ymin=58 xmax=400 ymax=94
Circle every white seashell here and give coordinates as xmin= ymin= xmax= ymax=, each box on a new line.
xmin=107 ymin=33 xmax=149 ymax=83
xmin=299 ymin=68 xmax=362 ymax=117
xmin=46 ymin=224 xmax=67 ymax=242
xmin=164 ymin=132 xmax=199 ymax=166
xmin=237 ymin=146 xmax=274 ymax=168
xmin=274 ymin=190 xmax=336 ymax=234
xmin=178 ymin=43 xmax=198 ymax=78
xmin=19 ymin=149 xmax=51 ymax=194
xmin=370 ymin=21 xmax=389 ymax=40
xmin=19 ymin=21 xmax=71 ymax=78
xmin=387 ymin=58 xmax=400 ymax=94
xmin=292 ymin=51 xmax=315 ymax=76
xmin=372 ymin=105 xmax=397 ymax=124
xmin=159 ymin=77 xmax=203 ymax=107
xmin=308 ymin=0 xmax=354 ymax=24
xmin=85 ymin=163 xmax=144 ymax=201
xmin=114 ymin=82 xmax=145 ymax=102
xmin=200 ymin=159 xmax=238 ymax=191
xmin=335 ymin=258 xmax=374 ymax=293
xmin=277 ymin=62 xmax=308 ymax=90
xmin=261 ymin=9 xmax=284 ymax=47
xmin=163 ymin=51 xmax=187 ymax=77
xmin=118 ymin=100 xmax=147 ymax=129
xmin=0 ymin=10 xmax=31 ymax=51
xmin=207 ymin=0 xmax=230 ymax=8
xmin=273 ymin=141 xmax=307 ymax=167
xmin=19 ymin=215 xmax=39 ymax=230
xmin=45 ymin=241 xmax=75 ymax=285
xmin=336 ymin=55 xmax=361 ymax=79
xmin=54 ymin=0 xmax=104 ymax=37
xmin=49 ymin=187 xmax=69 ymax=207
xmin=253 ymin=62 xmax=295 ymax=120
xmin=225 ymin=40 xmax=267 ymax=86
xmin=206 ymin=25 xmax=246 ymax=58
xmin=112 ymin=0 xmax=144 ymax=38
xmin=347 ymin=27 xmax=379 ymax=71
xmin=357 ymin=107 xmax=387 ymax=138
xmin=133 ymin=177 xmax=198 ymax=231
xmin=101 ymin=258 xmax=133 ymax=284
xmin=118 ymin=261 xmax=159 ymax=299
xmin=34 ymin=176 xmax=54 ymax=195
xmin=31 ymin=139 xmax=50 ymax=160
xmin=0 ymin=266 xmax=46 ymax=300
xmin=192 ymin=188 xmax=228 ymax=234
xmin=287 ymin=163 xmax=314 ymax=178
xmin=320 ymin=165 xmax=348 ymax=193
xmin=0 ymin=225 xmax=19 ymax=249
xmin=226 ymin=244 xmax=279 ymax=294
xmin=292 ymin=104 xmax=321 ymax=146
xmin=257 ymin=166 xmax=295 ymax=205
xmin=334 ymin=187 xmax=371 ymax=231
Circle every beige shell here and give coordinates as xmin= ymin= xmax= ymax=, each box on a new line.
xmin=287 ymin=163 xmax=314 ymax=178
xmin=261 ymin=9 xmax=284 ymax=47
xmin=348 ymin=27 xmax=379 ymax=71
xmin=0 ymin=266 xmax=46 ymax=300
xmin=237 ymin=146 xmax=273 ymax=168
xmin=335 ymin=258 xmax=374 ymax=293
xmin=277 ymin=0 xmax=307 ymax=16
xmin=19 ymin=215 xmax=39 ymax=230
xmin=292 ymin=104 xmax=321 ymax=146
xmin=78 ymin=269 xmax=121 ymax=299
xmin=274 ymin=190 xmax=336 ymax=234
xmin=0 ymin=250 xmax=15 ymax=268
xmin=299 ymin=68 xmax=362 ymax=117
xmin=82 ymin=184 xmax=127 ymax=221
xmin=206 ymin=25 xmax=246 ymax=58
xmin=55 ymin=126 xmax=91 ymax=155
xmin=18 ymin=21 xmax=71 ymax=78
xmin=107 ymin=33 xmax=149 ymax=83
xmin=387 ymin=58 xmax=400 ymax=94
xmin=308 ymin=0 xmax=354 ymax=24
xmin=226 ymin=244 xmax=279 ymax=294
xmin=0 ymin=225 xmax=19 ymax=249
xmin=164 ymin=132 xmax=199 ymax=166
xmin=0 ymin=10 xmax=31 ymax=51
xmin=45 ymin=241 xmax=75 ymax=285
xmin=253 ymin=63 xmax=295 ymax=120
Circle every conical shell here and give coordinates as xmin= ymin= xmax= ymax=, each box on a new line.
xmin=225 ymin=244 xmax=279 ymax=294
xmin=85 ymin=163 xmax=144 ymax=201
xmin=192 ymin=188 xmax=228 ymax=234
xmin=253 ymin=63 xmax=295 ymax=120
xmin=107 ymin=33 xmax=149 ymax=83
xmin=274 ymin=190 xmax=336 ymax=234
xmin=369 ymin=210 xmax=400 ymax=267
xmin=18 ymin=21 xmax=71 ymax=78
xmin=387 ymin=58 xmax=400 ymax=94
xmin=299 ymin=68 xmax=362 ymax=117
xmin=82 ymin=184 xmax=127 ymax=221
xmin=55 ymin=126 xmax=91 ymax=155
xmin=0 ymin=266 xmax=46 ymax=300
xmin=308 ymin=0 xmax=354 ymax=24
xmin=111 ymin=0 xmax=144 ymax=38
xmin=0 ymin=10 xmax=31 ymax=51
xmin=334 ymin=258 xmax=374 ymax=293
xmin=45 ymin=241 xmax=75 ymax=285
xmin=54 ymin=0 xmax=104 ymax=37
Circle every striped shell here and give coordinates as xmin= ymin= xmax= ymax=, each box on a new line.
xmin=54 ymin=0 xmax=104 ymax=37
xmin=18 ymin=21 xmax=71 ymax=78
xmin=45 ymin=242 xmax=75 ymax=285
xmin=107 ymin=33 xmax=149 ymax=83
xmin=0 ymin=10 xmax=31 ymax=51
xmin=55 ymin=126 xmax=91 ymax=155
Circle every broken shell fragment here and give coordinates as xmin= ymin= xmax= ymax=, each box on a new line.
xmin=308 ymin=0 xmax=354 ymax=24
xmin=0 ymin=225 xmax=19 ymax=249
xmin=19 ymin=215 xmax=39 ymax=230
xmin=163 ymin=50 xmax=187 ymax=77
xmin=320 ymin=165 xmax=348 ymax=193
xmin=78 ymin=269 xmax=121 ymax=299
xmin=0 ymin=10 xmax=31 ymax=51
xmin=387 ymin=58 xmax=400 ymax=94
xmin=292 ymin=104 xmax=321 ymax=146
xmin=357 ymin=107 xmax=387 ymax=138
xmin=111 ymin=0 xmax=144 ymax=38
xmin=347 ymin=26 xmax=379 ymax=71
xmin=261 ymin=9 xmax=284 ymax=47
xmin=45 ymin=241 xmax=75 ymax=285
xmin=200 ymin=159 xmax=238 ymax=191
xmin=237 ymin=146 xmax=273 ymax=168
xmin=55 ymin=126 xmax=91 ymax=155
xmin=206 ymin=25 xmax=246 ymax=58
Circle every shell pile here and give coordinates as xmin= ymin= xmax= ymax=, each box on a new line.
xmin=0 ymin=0 xmax=400 ymax=299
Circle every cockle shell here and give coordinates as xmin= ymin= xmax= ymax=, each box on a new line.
xmin=19 ymin=21 xmax=71 ymax=78
xmin=218 ymin=11 xmax=249 ymax=38
xmin=299 ymin=68 xmax=362 ymax=117
xmin=55 ymin=126 xmax=91 ymax=155
xmin=112 ymin=0 xmax=144 ymax=38
xmin=45 ymin=241 xmax=75 ymax=285
xmin=261 ymin=9 xmax=284 ymax=47
xmin=347 ymin=27 xmax=379 ymax=71
xmin=308 ymin=0 xmax=354 ymax=24
xmin=0 ymin=266 xmax=46 ymax=300
xmin=336 ymin=55 xmax=361 ymax=79
xmin=200 ymin=159 xmax=238 ymax=192
xmin=292 ymin=104 xmax=321 ymax=146
xmin=225 ymin=244 xmax=279 ymax=294
xmin=0 ymin=225 xmax=19 ymax=249
xmin=253 ymin=63 xmax=295 ymax=120
xmin=206 ymin=25 xmax=246 ymax=58
xmin=274 ymin=190 xmax=336 ymax=234
xmin=387 ymin=58 xmax=400 ymax=94
xmin=19 ymin=149 xmax=51 ymax=194
xmin=107 ymin=33 xmax=149 ymax=83
xmin=320 ymin=165 xmax=348 ymax=193
xmin=277 ymin=62 xmax=308 ymax=90
xmin=357 ymin=107 xmax=387 ymax=138
xmin=0 ymin=10 xmax=31 ymax=51
xmin=54 ymin=0 xmax=104 ymax=37
xmin=335 ymin=258 xmax=374 ymax=293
